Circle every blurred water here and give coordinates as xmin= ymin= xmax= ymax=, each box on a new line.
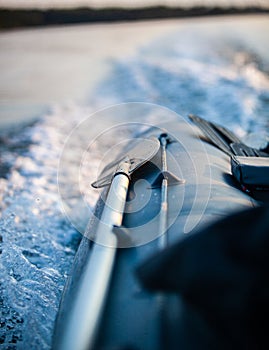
xmin=0 ymin=17 xmax=269 ymax=349
xmin=96 ymin=25 xmax=269 ymax=138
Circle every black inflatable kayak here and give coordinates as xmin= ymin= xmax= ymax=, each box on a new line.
xmin=53 ymin=116 xmax=267 ymax=350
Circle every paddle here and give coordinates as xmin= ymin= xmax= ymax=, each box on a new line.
xmin=151 ymin=133 xmax=184 ymax=249
xmin=189 ymin=114 xmax=268 ymax=157
xmin=56 ymin=137 xmax=159 ymax=350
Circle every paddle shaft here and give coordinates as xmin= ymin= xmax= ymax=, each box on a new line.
xmin=57 ymin=163 xmax=130 ymax=350
xmin=159 ymin=135 xmax=169 ymax=249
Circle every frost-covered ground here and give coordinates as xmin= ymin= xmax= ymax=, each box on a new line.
xmin=1 ymin=16 xmax=269 ymax=349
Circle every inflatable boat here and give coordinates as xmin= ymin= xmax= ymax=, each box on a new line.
xmin=53 ymin=115 xmax=268 ymax=350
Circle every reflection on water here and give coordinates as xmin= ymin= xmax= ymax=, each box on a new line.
xmin=0 ymin=16 xmax=269 ymax=349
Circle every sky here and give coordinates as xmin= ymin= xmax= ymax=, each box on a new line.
xmin=0 ymin=0 xmax=269 ymax=10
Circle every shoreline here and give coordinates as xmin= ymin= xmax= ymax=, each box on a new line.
xmin=1 ymin=6 xmax=269 ymax=30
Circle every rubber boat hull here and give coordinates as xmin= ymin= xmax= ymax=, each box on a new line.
xmin=53 ymin=119 xmax=256 ymax=350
